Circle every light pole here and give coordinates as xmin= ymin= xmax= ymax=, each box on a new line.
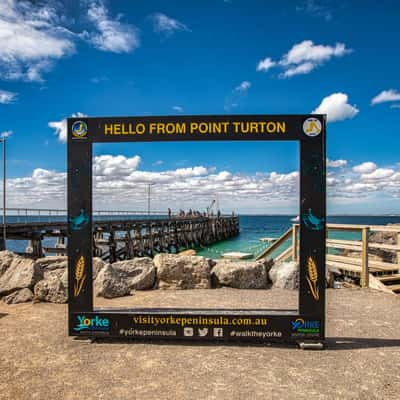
xmin=1 ymin=137 xmax=6 ymax=249
xmin=147 ymin=183 xmax=155 ymax=216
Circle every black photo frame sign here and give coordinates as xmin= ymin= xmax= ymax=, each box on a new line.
xmin=68 ymin=114 xmax=326 ymax=345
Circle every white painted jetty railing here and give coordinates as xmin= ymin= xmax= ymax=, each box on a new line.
xmin=0 ymin=208 xmax=168 ymax=224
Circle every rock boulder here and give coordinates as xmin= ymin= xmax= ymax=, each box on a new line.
xmin=0 ymin=251 xmax=42 ymax=296
xmin=269 ymin=261 xmax=299 ymax=289
xmin=211 ymin=259 xmax=273 ymax=289
xmin=112 ymin=257 xmax=156 ymax=291
xmin=3 ymin=288 xmax=34 ymax=304
xmin=93 ymin=258 xmax=107 ymax=280
xmin=94 ymin=264 xmax=130 ymax=298
xmin=154 ymin=254 xmax=211 ymax=289
xmin=34 ymin=269 xmax=68 ymax=303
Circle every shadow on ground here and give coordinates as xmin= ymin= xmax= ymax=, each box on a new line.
xmin=81 ymin=336 xmax=400 ymax=350
xmin=326 ymin=337 xmax=400 ymax=350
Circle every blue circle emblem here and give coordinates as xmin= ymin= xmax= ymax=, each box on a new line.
xmin=72 ymin=121 xmax=88 ymax=138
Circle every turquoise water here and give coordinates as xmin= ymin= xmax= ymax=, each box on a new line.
xmin=196 ymin=215 xmax=400 ymax=260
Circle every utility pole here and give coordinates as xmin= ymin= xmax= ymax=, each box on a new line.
xmin=147 ymin=183 xmax=155 ymax=216
xmin=1 ymin=137 xmax=6 ymax=249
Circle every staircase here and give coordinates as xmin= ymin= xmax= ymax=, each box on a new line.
xmin=256 ymin=223 xmax=400 ymax=295
xmin=376 ymin=274 xmax=400 ymax=294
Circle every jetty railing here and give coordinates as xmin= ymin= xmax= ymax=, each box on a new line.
xmin=257 ymin=223 xmax=400 ymax=292
xmin=0 ymin=208 xmax=169 ymax=224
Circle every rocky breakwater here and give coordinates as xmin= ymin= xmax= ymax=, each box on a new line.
xmin=0 ymin=250 xmax=337 ymax=305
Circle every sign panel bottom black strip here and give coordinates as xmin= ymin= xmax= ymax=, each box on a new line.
xmin=70 ymin=312 xmax=325 ymax=341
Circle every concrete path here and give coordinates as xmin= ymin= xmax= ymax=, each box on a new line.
xmin=0 ymin=288 xmax=399 ymax=400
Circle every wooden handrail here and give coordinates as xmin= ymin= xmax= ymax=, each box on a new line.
xmin=255 ymin=226 xmax=293 ymax=260
xmin=328 ymin=223 xmax=400 ymax=233
xmin=256 ymin=222 xmax=400 ymax=289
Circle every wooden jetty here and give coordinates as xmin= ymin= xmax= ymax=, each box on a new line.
xmin=0 ymin=216 xmax=239 ymax=263
xmin=257 ymin=223 xmax=400 ymax=294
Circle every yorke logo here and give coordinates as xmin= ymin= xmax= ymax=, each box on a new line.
xmin=291 ymin=318 xmax=320 ymax=334
xmin=74 ymin=315 xmax=110 ymax=332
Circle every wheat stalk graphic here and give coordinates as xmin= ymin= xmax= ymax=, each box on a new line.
xmin=306 ymin=256 xmax=319 ymax=301
xmin=74 ymin=256 xmax=86 ymax=297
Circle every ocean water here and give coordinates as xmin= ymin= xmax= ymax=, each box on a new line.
xmin=196 ymin=215 xmax=400 ymax=260
xmin=3 ymin=214 xmax=400 ymax=259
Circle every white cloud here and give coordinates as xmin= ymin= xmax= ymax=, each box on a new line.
xmin=5 ymin=155 xmax=400 ymax=211
xmin=91 ymin=75 xmax=108 ymax=84
xmin=361 ymin=168 xmax=395 ymax=181
xmin=0 ymin=0 xmax=75 ymax=81
xmin=256 ymin=40 xmax=351 ymax=78
xmin=48 ymin=112 xmax=87 ymax=143
xmin=234 ymin=81 xmax=251 ymax=92
xmin=353 ymin=162 xmax=377 ymax=174
xmin=327 ymin=159 xmax=347 ymax=168
xmin=172 ymin=106 xmax=183 ymax=113
xmin=281 ymin=40 xmax=348 ymax=65
xmin=390 ymin=104 xmax=400 ymax=109
xmin=256 ymin=57 xmax=276 ymax=72
xmin=225 ymin=81 xmax=251 ymax=111
xmin=281 ymin=62 xmax=315 ymax=78
xmin=82 ymin=0 xmax=139 ymax=53
xmin=0 ymin=130 xmax=12 ymax=138
xmin=0 ymin=89 xmax=17 ymax=104
xmin=94 ymin=155 xmax=141 ymax=176
xmin=150 ymin=13 xmax=190 ymax=36
xmin=296 ymin=0 xmax=332 ymax=21
xmin=312 ymin=92 xmax=359 ymax=122
xmin=371 ymin=89 xmax=400 ymax=105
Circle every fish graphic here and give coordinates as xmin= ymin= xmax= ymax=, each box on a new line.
xmin=302 ymin=208 xmax=324 ymax=231
xmin=69 ymin=209 xmax=89 ymax=231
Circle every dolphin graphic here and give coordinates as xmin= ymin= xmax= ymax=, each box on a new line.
xmin=302 ymin=208 xmax=324 ymax=231
xmin=69 ymin=209 xmax=89 ymax=231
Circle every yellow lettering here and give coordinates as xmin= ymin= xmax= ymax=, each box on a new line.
xmin=250 ymin=122 xmax=258 ymax=133
xmin=266 ymin=122 xmax=276 ymax=133
xmin=114 ymin=123 xmax=121 ymax=134
xmin=136 ymin=123 xmax=145 ymax=134
xmin=158 ymin=123 xmax=165 ymax=133
xmin=176 ymin=123 xmax=186 ymax=134
xmin=198 ymin=122 xmax=208 ymax=134
xmin=277 ymin=121 xmax=286 ymax=133
xmin=190 ymin=122 xmax=198 ymax=133
xmin=104 ymin=124 xmax=113 ymax=135
xmin=232 ymin=122 xmax=240 ymax=133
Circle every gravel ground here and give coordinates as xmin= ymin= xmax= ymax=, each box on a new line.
xmin=0 ymin=288 xmax=399 ymax=400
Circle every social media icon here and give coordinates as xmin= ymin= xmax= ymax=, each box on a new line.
xmin=198 ymin=328 xmax=208 ymax=337
xmin=184 ymin=327 xmax=194 ymax=337
xmin=213 ymin=328 xmax=223 ymax=337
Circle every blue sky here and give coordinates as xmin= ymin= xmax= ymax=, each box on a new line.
xmin=0 ymin=0 xmax=399 ymax=214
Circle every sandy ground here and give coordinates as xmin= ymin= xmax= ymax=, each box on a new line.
xmin=0 ymin=287 xmax=399 ymax=400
